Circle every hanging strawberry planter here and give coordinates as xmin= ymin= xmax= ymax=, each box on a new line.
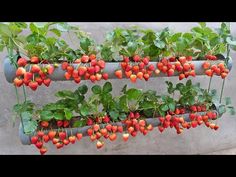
xmin=1 ymin=22 xmax=236 ymax=155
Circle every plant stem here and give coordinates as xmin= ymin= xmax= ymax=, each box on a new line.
xmin=220 ymin=79 xmax=225 ymax=104
xmin=14 ymin=85 xmax=20 ymax=104
xmin=208 ymin=76 xmax=213 ymax=93
xmin=22 ymin=85 xmax=27 ymax=102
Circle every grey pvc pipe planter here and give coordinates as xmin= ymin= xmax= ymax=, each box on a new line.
xmin=19 ymin=109 xmax=219 ymax=145
xmin=4 ymin=55 xmax=233 ymax=83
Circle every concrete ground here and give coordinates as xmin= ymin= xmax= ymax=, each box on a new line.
xmin=1 ymin=22 xmax=236 ymax=155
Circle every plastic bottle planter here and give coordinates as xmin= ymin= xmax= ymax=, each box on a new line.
xmin=4 ymin=55 xmax=233 ymax=83
xmin=19 ymin=106 xmax=220 ymax=145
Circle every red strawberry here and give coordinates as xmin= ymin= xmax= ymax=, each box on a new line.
xmin=30 ymin=56 xmax=39 ymax=64
xmin=179 ymin=56 xmax=186 ymax=64
xmin=97 ymin=60 xmax=105 ymax=69
xmin=76 ymin=133 xmax=83 ymax=140
xmin=205 ymin=69 xmax=213 ymax=77
xmin=179 ymin=73 xmax=185 ymax=80
xmin=96 ymin=140 xmax=104 ymax=149
xmin=158 ymin=125 xmax=165 ymax=133
xmin=37 ymin=131 xmax=44 ymax=137
xmin=143 ymin=57 xmax=149 ymax=65
xmin=46 ymin=65 xmax=54 ymax=75
xmin=14 ymin=77 xmax=23 ymax=87
xmin=165 ymin=115 xmax=172 ymax=121
xmin=87 ymin=118 xmax=93 ymax=125
xmin=189 ymin=113 xmax=196 ymax=121
xmin=87 ymin=128 xmax=93 ymax=136
xmin=55 ymin=142 xmax=64 ymax=149
xmin=43 ymin=78 xmax=51 ymax=87
xmin=209 ymin=123 xmax=215 ymax=129
xmin=133 ymin=55 xmax=140 ymax=62
xmin=35 ymin=141 xmax=43 ymax=149
xmin=40 ymin=121 xmax=49 ymax=128
xmin=115 ymin=70 xmax=122 ymax=79
xmin=89 ymin=75 xmax=96 ymax=83
xmin=128 ymin=126 xmax=134 ymax=134
xmin=72 ymin=70 xmax=79 ymax=78
xmin=95 ymin=73 xmax=102 ymax=81
xmin=96 ymin=132 xmax=102 ymax=139
xmin=59 ymin=131 xmax=66 ymax=140
xmin=81 ymin=55 xmax=89 ymax=63
xmin=122 ymin=133 xmax=129 ymax=142
xmin=16 ymin=67 xmax=26 ymax=77
xmin=52 ymin=138 xmax=59 ymax=144
xmin=130 ymin=74 xmax=137 ymax=83
xmin=157 ymin=62 xmax=164 ymax=70
xmin=31 ymin=136 xmax=38 ymax=144
xmin=48 ymin=130 xmax=56 ymax=140
xmin=143 ymin=73 xmax=150 ymax=81
xmin=139 ymin=120 xmax=146 ymax=127
xmin=17 ymin=58 xmax=27 ymax=67
xmin=112 ymin=125 xmax=118 ymax=133
xmin=69 ymin=136 xmax=76 ymax=144
xmin=123 ymin=56 xmax=129 ymax=63
xmin=159 ymin=117 xmax=165 ymax=123
xmin=63 ymin=120 xmax=70 ymax=128
xmin=148 ymin=64 xmax=155 ymax=71
xmin=103 ymin=116 xmax=110 ymax=123
xmin=214 ymin=125 xmax=219 ymax=130
xmin=190 ymin=106 xmax=197 ymax=112
xmin=186 ymin=56 xmax=193 ymax=61
xmin=87 ymin=66 xmax=95 ymax=75
xmin=61 ymin=62 xmax=69 ymax=70
xmin=66 ymin=65 xmax=74 ymax=74
xmin=167 ymin=69 xmax=175 ymax=77
xmin=191 ymin=121 xmax=198 ymax=128
xmin=221 ymin=72 xmax=227 ymax=79
xmin=89 ymin=54 xmax=96 ymax=61
xmin=29 ymin=81 xmax=38 ymax=91
xmin=31 ymin=64 xmax=41 ymax=73
xmin=131 ymin=131 xmax=137 ymax=137
xmin=100 ymin=128 xmax=108 ymax=136
xmin=147 ymin=124 xmax=153 ymax=131
xmin=39 ymin=147 xmax=47 ymax=155
xmin=35 ymin=77 xmax=43 ymax=86
xmin=105 ymin=124 xmax=112 ymax=132
xmin=64 ymin=72 xmax=71 ymax=80
xmin=93 ymin=124 xmax=100 ymax=132
xmin=117 ymin=126 xmax=123 ymax=133
xmin=42 ymin=135 xmax=49 ymax=143
xmin=63 ymin=139 xmax=70 ymax=145
xmin=183 ymin=63 xmax=190 ymax=71
xmin=57 ymin=120 xmax=63 ymax=127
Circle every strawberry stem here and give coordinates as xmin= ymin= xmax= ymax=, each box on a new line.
xmin=219 ymin=79 xmax=225 ymax=104
xmin=22 ymin=85 xmax=27 ymax=102
xmin=207 ymin=76 xmax=213 ymax=93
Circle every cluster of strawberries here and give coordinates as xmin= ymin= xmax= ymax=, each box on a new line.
xmin=61 ymin=54 xmax=108 ymax=83
xmin=14 ymin=57 xmax=53 ymax=91
xmin=202 ymin=61 xmax=229 ymax=79
xmin=115 ymin=55 xmax=155 ymax=83
xmin=156 ymin=56 xmax=195 ymax=80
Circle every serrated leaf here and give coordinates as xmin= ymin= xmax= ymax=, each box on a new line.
xmin=219 ymin=105 xmax=226 ymax=114
xmin=40 ymin=110 xmax=54 ymax=121
xmin=64 ymin=109 xmax=73 ymax=120
xmin=91 ymin=85 xmax=102 ymax=94
xmin=55 ymin=90 xmax=75 ymax=99
xmin=53 ymin=112 xmax=64 ymax=120
xmin=119 ymin=113 xmax=127 ymax=120
xmin=77 ymin=85 xmax=88 ymax=95
xmin=80 ymin=105 xmax=89 ymax=116
xmin=103 ymin=82 xmax=112 ymax=93
xmin=126 ymin=88 xmax=142 ymax=100
xmin=160 ymin=104 xmax=169 ymax=111
xmin=109 ymin=110 xmax=119 ymax=121
xmin=80 ymin=37 xmax=91 ymax=53
xmin=73 ymin=119 xmax=86 ymax=128
xmin=50 ymin=28 xmax=61 ymax=37
xmin=168 ymin=102 xmax=176 ymax=112
xmin=119 ymin=95 xmax=129 ymax=112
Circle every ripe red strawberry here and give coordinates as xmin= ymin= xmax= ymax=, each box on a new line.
xmin=157 ymin=62 xmax=163 ymax=70
xmin=136 ymin=72 xmax=143 ymax=80
xmin=162 ymin=66 xmax=168 ymax=73
xmin=40 ymin=121 xmax=49 ymax=128
xmin=109 ymin=133 xmax=117 ymax=141
xmin=202 ymin=115 xmax=208 ymax=122
xmin=89 ymin=75 xmax=96 ymax=83
xmin=63 ymin=139 xmax=70 ymax=145
xmin=112 ymin=125 xmax=118 ymax=133
xmin=61 ymin=61 xmax=69 ymax=70
xmin=125 ymin=65 xmax=132 ymax=72
xmin=66 ymin=65 xmax=74 ymax=74
xmin=142 ymin=57 xmax=149 ymax=65
xmin=103 ymin=116 xmax=110 ymax=123
xmin=30 ymin=56 xmax=39 ymax=64
xmin=189 ymin=113 xmax=196 ymax=121
xmin=181 ymin=122 xmax=188 ymax=128
xmin=31 ymin=64 xmax=41 ymax=73
xmin=176 ymin=128 xmax=184 ymax=134
xmin=31 ymin=136 xmax=38 ymax=144
xmin=90 ymin=59 xmax=97 ymax=67
xmin=46 ymin=65 xmax=54 ymax=75
xmin=117 ymin=126 xmax=123 ymax=133
xmin=55 ymin=142 xmax=64 ymax=149
xmin=205 ymin=69 xmax=213 ymax=77
xmin=97 ymin=60 xmax=105 ymax=69
xmin=163 ymin=120 xmax=170 ymax=128
xmin=86 ymin=118 xmax=93 ymax=126
xmin=43 ymin=78 xmax=51 ymax=87
xmin=191 ymin=121 xmax=198 ymax=128
xmin=37 ymin=131 xmax=44 ymax=137
xmin=158 ymin=125 xmax=165 ymax=133
xmin=139 ymin=120 xmax=146 ymax=127
xmin=128 ymin=126 xmax=134 ymax=134
xmin=63 ymin=120 xmax=70 ymax=128
xmin=93 ymin=124 xmax=100 ymax=132
xmin=64 ymin=72 xmax=71 ymax=80
xmin=39 ymin=147 xmax=47 ymax=155
xmin=142 ymin=129 xmax=148 ymax=135
xmin=115 ymin=70 xmax=122 ymax=79
xmin=179 ymin=73 xmax=185 ymax=80
xmin=214 ymin=125 xmax=219 ymax=130
xmin=29 ymin=81 xmax=38 ymax=91
xmin=209 ymin=123 xmax=215 ymax=129
xmin=186 ymin=56 xmax=193 ymax=61
xmin=211 ymin=112 xmax=217 ymax=119
xmin=105 ymin=124 xmax=112 ymax=132
xmin=183 ymin=63 xmax=190 ymax=71
xmin=132 ymin=119 xmax=138 ymax=125
xmin=169 ymin=57 xmax=176 ymax=62
xmin=69 ymin=136 xmax=76 ymax=144
xmin=81 ymin=55 xmax=89 ymax=63
xmin=167 ymin=69 xmax=175 ymax=77
xmin=59 ymin=131 xmax=66 ymax=140
xmin=190 ymin=106 xmax=197 ymax=112
xmin=14 ymin=77 xmax=23 ymax=87
xmin=76 ymin=133 xmax=83 ymax=140
xmin=133 ymin=55 xmax=140 ymax=62
xmin=165 ymin=115 xmax=172 ymax=121
xmin=35 ymin=141 xmax=43 ymax=149
xmin=74 ymin=59 xmax=81 ymax=64
xmin=148 ymin=64 xmax=155 ymax=71
xmin=72 ymin=70 xmax=79 ymax=78
xmin=179 ymin=117 xmax=184 ymax=123
xmin=34 ymin=77 xmax=42 ymax=86
xmin=102 ymin=73 xmax=109 ymax=80
xmin=87 ymin=128 xmax=93 ymax=136
xmin=134 ymin=112 xmax=140 ymax=119
xmin=143 ymin=73 xmax=150 ymax=81
xmin=131 ymin=131 xmax=137 ymax=137
xmin=57 ymin=120 xmax=63 ymax=127
xmin=125 ymin=71 xmax=132 ymax=78
xmin=100 ymin=128 xmax=108 ymax=136
xmin=87 ymin=66 xmax=95 ymax=75
xmin=202 ymin=61 xmax=210 ymax=69
xmin=96 ymin=132 xmax=102 ymax=139
xmin=48 ymin=130 xmax=56 ymax=140
xmin=159 ymin=117 xmax=165 ymax=123
xmin=179 ymin=56 xmax=186 ymax=64
xmin=190 ymin=70 xmax=196 ymax=77
xmin=221 ymin=72 xmax=227 ymax=79
xmin=17 ymin=58 xmax=27 ymax=67
xmin=52 ymin=138 xmax=59 ymax=144
xmin=123 ymin=56 xmax=129 ymax=63
xmin=42 ymin=135 xmax=49 ymax=143
xmin=122 ymin=133 xmax=129 ymax=142
xmin=16 ymin=67 xmax=26 ymax=77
